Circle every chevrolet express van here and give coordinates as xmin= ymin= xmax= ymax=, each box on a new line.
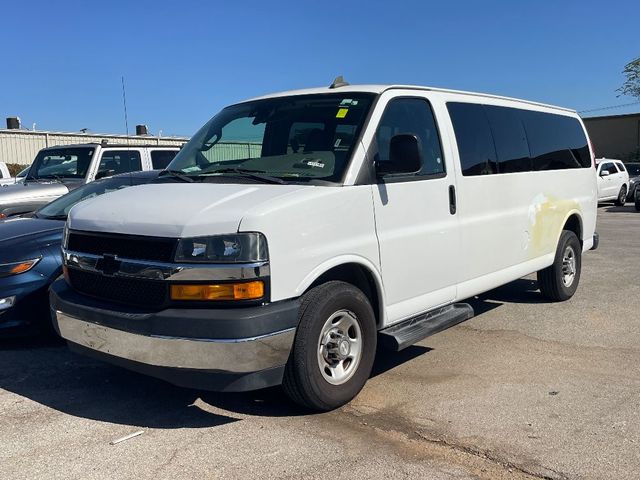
xmin=50 ymin=82 xmax=598 ymax=411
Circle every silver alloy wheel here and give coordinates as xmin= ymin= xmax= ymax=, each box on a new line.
xmin=317 ymin=310 xmax=362 ymax=385
xmin=561 ymin=245 xmax=576 ymax=287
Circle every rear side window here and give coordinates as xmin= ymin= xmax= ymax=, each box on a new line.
xmin=447 ymin=103 xmax=497 ymax=176
xmin=616 ymin=162 xmax=626 ymax=172
xmin=520 ymin=111 xmax=590 ymax=170
xmin=484 ymin=105 xmax=531 ymax=173
xmin=98 ymin=150 xmax=142 ymax=176
xmin=151 ymin=150 xmax=178 ymax=169
xmin=375 ymin=98 xmax=445 ymax=177
xmin=448 ymin=102 xmax=591 ymax=175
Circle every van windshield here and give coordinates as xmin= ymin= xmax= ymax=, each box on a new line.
xmin=28 ymin=147 xmax=95 ymax=181
xmin=166 ymin=93 xmax=374 ymax=184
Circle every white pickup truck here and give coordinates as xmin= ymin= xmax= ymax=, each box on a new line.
xmin=0 ymin=162 xmax=16 ymax=186
xmin=0 ymin=143 xmax=180 ymax=217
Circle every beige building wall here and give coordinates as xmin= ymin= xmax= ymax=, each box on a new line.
xmin=0 ymin=130 xmax=189 ymax=165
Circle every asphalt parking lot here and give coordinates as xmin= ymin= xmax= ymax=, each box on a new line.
xmin=1 ymin=205 xmax=638 ymax=480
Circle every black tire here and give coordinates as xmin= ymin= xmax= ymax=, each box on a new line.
xmin=537 ymin=230 xmax=582 ymax=302
xmin=615 ymin=185 xmax=627 ymax=206
xmin=283 ymin=281 xmax=377 ymax=411
xmin=635 ymin=190 xmax=640 ymax=211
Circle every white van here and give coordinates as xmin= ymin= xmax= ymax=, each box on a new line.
xmin=596 ymin=158 xmax=629 ymax=205
xmin=51 ymin=82 xmax=598 ymax=411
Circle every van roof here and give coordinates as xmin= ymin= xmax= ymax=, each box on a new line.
xmin=244 ymin=84 xmax=576 ymax=114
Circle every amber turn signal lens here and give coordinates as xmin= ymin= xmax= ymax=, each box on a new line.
xmin=10 ymin=261 xmax=37 ymax=275
xmin=170 ymin=281 xmax=264 ymax=301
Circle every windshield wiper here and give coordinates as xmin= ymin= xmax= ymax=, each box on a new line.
xmin=37 ymin=213 xmax=68 ymax=221
xmin=205 ymin=168 xmax=286 ymax=185
xmin=159 ymin=169 xmax=195 ymax=183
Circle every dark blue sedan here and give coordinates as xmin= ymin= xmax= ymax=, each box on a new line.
xmin=0 ymin=170 xmax=160 ymax=335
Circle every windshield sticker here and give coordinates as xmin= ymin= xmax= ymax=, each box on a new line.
xmin=305 ymin=160 xmax=325 ymax=168
xmin=336 ymin=108 xmax=349 ymax=118
xmin=340 ymin=99 xmax=358 ymax=106
xmin=334 ymin=138 xmax=342 ymax=148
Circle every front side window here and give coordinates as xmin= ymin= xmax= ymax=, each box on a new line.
xmin=28 ymin=147 xmax=95 ymax=180
xmin=167 ymin=93 xmax=374 ymax=183
xmin=97 ymin=150 xmax=142 ymax=178
xmin=374 ymin=98 xmax=445 ymax=177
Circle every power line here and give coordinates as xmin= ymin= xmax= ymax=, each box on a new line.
xmin=578 ymin=101 xmax=640 ymax=114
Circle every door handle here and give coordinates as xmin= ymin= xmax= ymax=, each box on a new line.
xmin=449 ymin=185 xmax=457 ymax=215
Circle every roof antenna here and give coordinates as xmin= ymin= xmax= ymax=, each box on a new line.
xmin=329 ymin=75 xmax=349 ymax=89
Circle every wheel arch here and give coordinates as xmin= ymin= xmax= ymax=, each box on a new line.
xmin=561 ymin=210 xmax=583 ymax=245
xmin=296 ymin=256 xmax=386 ymax=329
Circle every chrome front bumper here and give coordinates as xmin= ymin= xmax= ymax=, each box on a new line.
xmin=55 ymin=310 xmax=296 ymax=373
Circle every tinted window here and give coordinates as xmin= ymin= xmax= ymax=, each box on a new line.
xmin=447 ymin=103 xmax=497 ymax=176
xmin=600 ymin=162 xmax=618 ymax=175
xmin=151 ymin=150 xmax=178 ymax=169
xmin=520 ymin=111 xmax=590 ymax=170
xmin=616 ymin=162 xmax=626 ymax=172
xmin=98 ymin=150 xmax=142 ymax=177
xmin=375 ymin=98 xmax=445 ymax=176
xmin=484 ymin=105 xmax=531 ymax=173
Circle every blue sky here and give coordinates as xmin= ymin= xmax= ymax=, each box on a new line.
xmin=0 ymin=0 xmax=638 ymax=137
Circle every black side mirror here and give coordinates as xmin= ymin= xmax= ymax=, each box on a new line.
xmin=376 ymin=134 xmax=422 ymax=176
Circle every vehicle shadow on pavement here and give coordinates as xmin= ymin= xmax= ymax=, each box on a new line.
xmin=603 ymin=205 xmax=638 ymax=213
xmin=0 ymin=336 xmax=240 ymax=429
xmin=467 ymin=278 xmax=545 ymax=307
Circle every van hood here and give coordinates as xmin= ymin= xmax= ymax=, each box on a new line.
xmin=68 ymin=183 xmax=310 ymax=238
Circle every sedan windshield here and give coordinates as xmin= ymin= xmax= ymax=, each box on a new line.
xmin=166 ymin=93 xmax=374 ymax=183
xmin=28 ymin=147 xmax=95 ymax=180
xmin=35 ymin=176 xmax=135 ymax=220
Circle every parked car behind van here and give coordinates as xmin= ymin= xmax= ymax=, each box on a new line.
xmin=0 ymin=143 xmax=180 ymax=218
xmin=0 ymin=170 xmax=160 ymax=336
xmin=50 ymin=82 xmax=598 ymax=410
xmin=625 ymin=162 xmax=640 ymax=201
xmin=596 ymin=158 xmax=629 ymax=205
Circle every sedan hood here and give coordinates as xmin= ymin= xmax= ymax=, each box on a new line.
xmin=0 ymin=217 xmax=64 ymax=263
xmin=68 ymin=183 xmax=309 ymax=238
xmin=0 ymin=182 xmax=70 ymax=203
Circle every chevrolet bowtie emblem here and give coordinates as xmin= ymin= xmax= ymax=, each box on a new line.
xmin=96 ymin=254 xmax=121 ymax=276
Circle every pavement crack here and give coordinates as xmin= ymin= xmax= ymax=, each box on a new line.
xmin=413 ymin=430 xmax=569 ymax=480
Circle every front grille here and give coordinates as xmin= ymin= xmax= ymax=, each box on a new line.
xmin=68 ymin=268 xmax=167 ymax=308
xmin=68 ymin=231 xmax=177 ymax=262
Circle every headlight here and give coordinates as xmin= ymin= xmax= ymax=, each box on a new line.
xmin=0 ymin=258 xmax=41 ymax=278
xmin=174 ymin=233 xmax=268 ymax=263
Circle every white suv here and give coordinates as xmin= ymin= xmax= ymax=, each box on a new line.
xmin=596 ymin=158 xmax=629 ymax=205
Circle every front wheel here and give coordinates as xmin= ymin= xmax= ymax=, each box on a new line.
xmin=615 ymin=185 xmax=627 ymax=206
xmin=283 ymin=281 xmax=377 ymax=411
xmin=537 ymin=230 xmax=582 ymax=301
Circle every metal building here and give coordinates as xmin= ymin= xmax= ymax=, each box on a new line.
xmin=0 ymin=125 xmax=189 ymax=166
xmin=583 ymin=112 xmax=640 ymax=161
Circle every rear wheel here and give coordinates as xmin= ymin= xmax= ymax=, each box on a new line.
xmin=537 ymin=230 xmax=582 ymax=301
xmin=635 ymin=189 xmax=640 ymax=211
xmin=615 ymin=185 xmax=627 ymax=206
xmin=283 ymin=281 xmax=377 ymax=411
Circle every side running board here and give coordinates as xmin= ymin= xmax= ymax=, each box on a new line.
xmin=378 ymin=303 xmax=474 ymax=351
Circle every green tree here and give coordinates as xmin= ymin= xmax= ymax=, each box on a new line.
xmin=617 ymin=57 xmax=640 ymax=98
